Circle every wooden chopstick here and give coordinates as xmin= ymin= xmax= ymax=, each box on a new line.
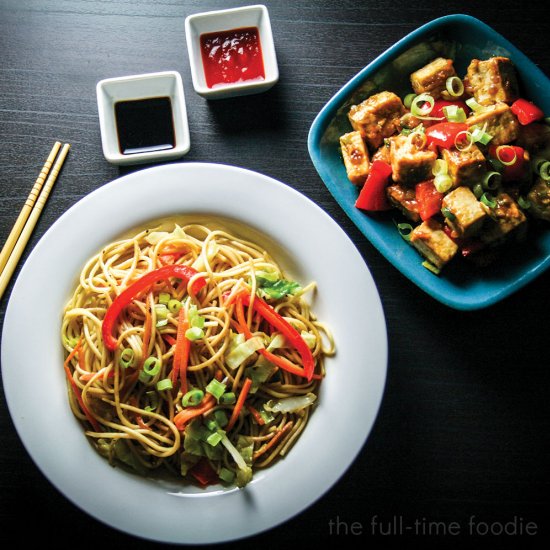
xmin=0 ymin=142 xmax=70 ymax=300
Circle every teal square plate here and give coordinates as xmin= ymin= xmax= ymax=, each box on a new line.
xmin=308 ymin=14 xmax=550 ymax=310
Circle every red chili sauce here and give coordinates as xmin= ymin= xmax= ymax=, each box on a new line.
xmin=200 ymin=27 xmax=265 ymax=88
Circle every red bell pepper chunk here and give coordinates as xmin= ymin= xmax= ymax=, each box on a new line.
xmin=415 ymin=180 xmax=444 ymax=221
xmin=355 ymin=160 xmax=393 ymax=211
xmin=102 ymin=264 xmax=206 ymax=352
xmin=425 ymin=122 xmax=468 ymax=149
xmin=488 ymin=144 xmax=526 ymax=182
xmin=511 ymin=98 xmax=545 ymax=125
xmin=189 ymin=458 xmax=219 ymax=487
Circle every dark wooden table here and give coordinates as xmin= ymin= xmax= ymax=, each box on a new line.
xmin=1 ymin=1 xmax=549 ymax=548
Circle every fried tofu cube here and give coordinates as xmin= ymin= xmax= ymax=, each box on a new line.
xmin=466 ymin=102 xmax=519 ymax=145
xmin=410 ymin=218 xmax=458 ymax=269
xmin=339 ymin=131 xmax=370 ymax=184
xmin=348 ymin=91 xmax=405 ymax=150
xmin=386 ymin=183 xmax=421 ymax=222
xmin=371 ymin=142 xmax=392 ymax=164
xmin=480 ymin=192 xmax=527 ymax=245
xmin=527 ymin=177 xmax=550 ymax=222
xmin=441 ymin=186 xmax=487 ymax=238
xmin=410 ymin=57 xmax=456 ymax=98
xmin=389 ymin=133 xmax=437 ymax=185
xmin=466 ymin=57 xmax=519 ymax=106
xmin=441 ymin=143 xmax=486 ymax=188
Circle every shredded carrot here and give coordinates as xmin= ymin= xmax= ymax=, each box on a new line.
xmin=172 ymin=307 xmax=190 ymax=394
xmin=163 ymin=334 xmax=177 ymax=347
xmin=246 ymin=404 xmax=265 ymax=426
xmin=253 ymin=421 xmax=293 ymax=460
xmin=129 ymin=397 xmax=150 ymax=431
xmin=142 ymin=303 xmax=152 ymax=365
xmin=227 ymin=377 xmax=253 ymax=431
xmin=63 ymin=338 xmax=101 ymax=432
xmin=173 ymin=393 xmax=216 ymax=431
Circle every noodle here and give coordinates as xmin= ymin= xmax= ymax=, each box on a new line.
xmin=61 ymin=221 xmax=334 ymax=488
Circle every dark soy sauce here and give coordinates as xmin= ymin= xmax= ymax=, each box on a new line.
xmin=115 ymin=97 xmax=175 ymax=155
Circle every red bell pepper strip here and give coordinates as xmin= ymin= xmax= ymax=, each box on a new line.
xmin=233 ymin=290 xmax=315 ymax=381
xmin=425 ymin=122 xmax=468 ymax=149
xmin=415 ymin=180 xmax=444 ymax=221
xmin=510 ymin=98 xmax=544 ymax=125
xmin=355 ymin=160 xmax=393 ymax=211
xmin=488 ymin=144 xmax=527 ymax=182
xmin=189 ymin=458 xmax=219 ymax=487
xmin=102 ymin=265 xmax=206 ymax=352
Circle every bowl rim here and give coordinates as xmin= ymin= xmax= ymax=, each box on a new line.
xmin=96 ymin=70 xmax=190 ymax=165
xmin=184 ymin=4 xmax=279 ymax=99
xmin=307 ymin=13 xmax=550 ymax=310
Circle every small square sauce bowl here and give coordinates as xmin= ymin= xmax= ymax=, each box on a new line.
xmin=96 ymin=71 xmax=191 ymax=165
xmin=185 ymin=4 xmax=279 ymax=99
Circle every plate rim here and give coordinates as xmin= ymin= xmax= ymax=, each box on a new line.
xmin=1 ymin=162 xmax=388 ymax=544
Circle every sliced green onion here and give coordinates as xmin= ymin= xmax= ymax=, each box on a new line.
xmin=214 ymin=409 xmax=228 ymax=428
xmin=144 ymin=391 xmax=159 ymax=412
xmin=185 ymin=326 xmax=204 ymax=341
xmin=445 ymin=76 xmax=464 ymax=97
xmin=219 ymin=467 xmax=235 ymax=483
xmin=495 ymin=145 xmax=517 ymax=166
xmin=482 ymin=171 xmax=502 ymax=190
xmin=408 ymin=131 xmax=427 ymax=149
xmin=422 ymin=260 xmax=441 ymax=275
xmin=143 ymin=357 xmax=161 ymax=377
xmin=470 ymin=125 xmax=493 ymax=145
xmin=119 ymin=348 xmax=135 ymax=369
xmin=156 ymin=378 xmax=173 ymax=391
xmin=536 ymin=160 xmax=550 ymax=181
xmin=434 ymin=173 xmax=453 ymax=193
xmin=206 ymin=378 xmax=226 ymax=401
xmin=219 ymin=392 xmax=236 ymax=405
xmin=480 ymin=192 xmax=497 ymax=208
xmin=404 ymin=93 xmax=416 ymax=109
xmin=182 ymin=388 xmax=204 ymax=407
xmin=259 ymin=408 xmax=275 ymax=425
xmin=410 ymin=93 xmax=435 ymax=118
xmin=441 ymin=207 xmax=456 ymax=221
xmin=155 ymin=304 xmax=168 ymax=318
xmin=158 ymin=292 xmax=171 ymax=305
xmin=138 ymin=370 xmax=151 ymax=383
xmin=518 ymin=196 xmax=531 ymax=209
xmin=473 ymin=182 xmax=484 ymax=199
xmin=432 ymin=158 xmax=448 ymax=177
xmin=455 ymin=130 xmax=474 ymax=151
xmin=397 ymin=222 xmax=413 ymax=241
xmin=168 ymin=299 xmax=182 ymax=314
xmin=206 ymin=431 xmax=223 ymax=447
xmin=465 ymin=97 xmax=484 ymax=112
xmin=443 ymin=105 xmax=467 ymax=122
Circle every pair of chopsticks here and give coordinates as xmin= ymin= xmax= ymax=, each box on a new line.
xmin=0 ymin=142 xmax=70 ymax=301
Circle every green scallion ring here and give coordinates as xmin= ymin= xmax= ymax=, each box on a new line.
xmin=480 ymin=192 xmax=497 ymax=208
xmin=156 ymin=378 xmax=173 ymax=391
xmin=168 ymin=299 xmax=182 ymax=314
xmin=441 ymin=207 xmax=456 ymax=221
xmin=404 ymin=93 xmax=416 ymax=109
xmin=518 ymin=196 xmax=531 ymax=210
xmin=455 ymin=130 xmax=474 ymax=151
xmin=465 ymin=97 xmax=484 ymax=112
xmin=445 ymin=76 xmax=464 ymax=97
xmin=182 ymin=388 xmax=204 ymax=407
xmin=119 ymin=348 xmax=135 ymax=369
xmin=432 ymin=158 xmax=448 ymax=177
xmin=434 ymin=173 xmax=453 ymax=193
xmin=158 ymin=292 xmax=171 ymax=305
xmin=473 ymin=183 xmax=484 ymax=199
xmin=397 ymin=222 xmax=413 ymax=241
xmin=411 ymin=93 xmax=435 ymax=118
xmin=219 ymin=392 xmax=236 ymax=405
xmin=495 ymin=145 xmax=517 ymax=166
xmin=143 ymin=356 xmax=161 ymax=377
xmin=443 ymin=105 xmax=467 ymax=123
xmin=537 ymin=160 xmax=550 ymax=181
xmin=482 ymin=171 xmax=502 ymax=190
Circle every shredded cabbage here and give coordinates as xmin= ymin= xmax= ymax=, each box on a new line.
xmin=221 ymin=434 xmax=252 ymax=488
xmin=264 ymin=393 xmax=317 ymax=414
xmin=226 ymin=335 xmax=264 ymax=370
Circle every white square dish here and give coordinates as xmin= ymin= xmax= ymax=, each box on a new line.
xmin=185 ymin=5 xmax=279 ymax=100
xmin=96 ymin=71 xmax=191 ymax=165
